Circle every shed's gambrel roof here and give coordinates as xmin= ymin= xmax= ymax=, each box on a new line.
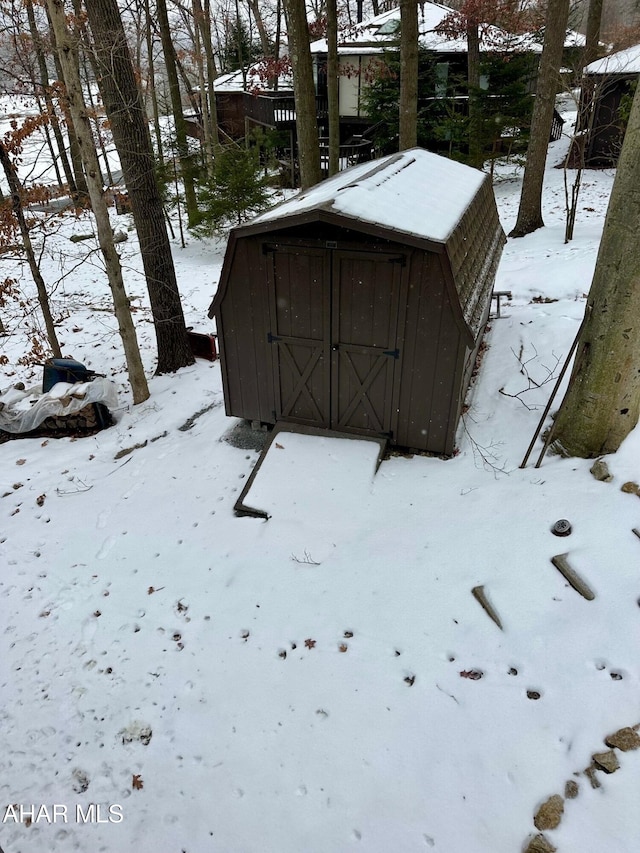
xmin=244 ymin=149 xmax=505 ymax=339
xmin=252 ymin=149 xmax=485 ymax=243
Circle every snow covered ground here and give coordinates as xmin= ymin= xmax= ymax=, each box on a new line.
xmin=1 ymin=106 xmax=640 ymax=853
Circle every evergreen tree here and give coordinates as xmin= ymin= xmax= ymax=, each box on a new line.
xmin=194 ymin=145 xmax=270 ymax=235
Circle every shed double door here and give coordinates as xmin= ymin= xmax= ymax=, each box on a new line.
xmin=267 ymin=244 xmax=407 ymax=438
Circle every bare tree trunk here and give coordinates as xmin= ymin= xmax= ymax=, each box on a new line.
xmin=585 ymin=0 xmax=604 ymax=66
xmin=550 ymin=84 xmax=640 ymax=456
xmin=156 ymin=0 xmax=200 ymax=226
xmin=46 ymin=6 xmax=90 ymax=201
xmin=26 ymin=0 xmax=76 ymax=195
xmin=399 ymin=0 xmax=418 ymax=150
xmin=509 ymin=0 xmax=570 ymax=238
xmin=191 ymin=0 xmax=214 ymax=174
xmin=84 ymin=0 xmax=195 ymax=375
xmin=282 ymin=0 xmax=321 ymax=188
xmin=46 ymin=0 xmax=150 ymax=403
xmin=234 ymin=0 xmax=246 ymax=87
xmin=466 ymin=20 xmax=483 ymax=168
xmin=143 ymin=0 xmax=164 ymax=163
xmin=200 ymin=0 xmax=222 ymax=156
xmin=327 ymin=0 xmax=340 ymax=176
xmin=0 ymin=142 xmax=62 ymax=359
xmin=247 ymin=0 xmax=271 ymax=57
xmin=79 ymin=47 xmax=114 ymax=186
xmin=34 ymin=94 xmax=64 ymax=188
xmin=274 ymin=0 xmax=282 ymax=90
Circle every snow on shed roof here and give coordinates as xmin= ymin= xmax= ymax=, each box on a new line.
xmin=251 ymin=149 xmax=487 ymax=244
xmin=585 ymin=43 xmax=640 ymax=75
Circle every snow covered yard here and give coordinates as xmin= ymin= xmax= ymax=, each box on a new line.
xmin=1 ymin=127 xmax=640 ymax=853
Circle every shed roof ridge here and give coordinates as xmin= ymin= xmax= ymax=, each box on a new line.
xmin=335 ymin=155 xmax=417 ymax=196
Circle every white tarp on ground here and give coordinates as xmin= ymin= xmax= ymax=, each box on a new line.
xmin=0 ymin=378 xmax=118 ymax=433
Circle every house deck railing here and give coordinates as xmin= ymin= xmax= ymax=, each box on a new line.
xmin=243 ymin=91 xmax=328 ymax=128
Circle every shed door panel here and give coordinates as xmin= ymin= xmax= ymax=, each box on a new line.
xmin=267 ymin=245 xmax=406 ymax=437
xmin=267 ymin=247 xmax=330 ymax=425
xmin=332 ymin=252 xmax=404 ymax=436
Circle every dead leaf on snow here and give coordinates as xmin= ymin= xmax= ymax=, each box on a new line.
xmin=304 ymin=638 xmax=316 ymax=649
xmin=36 ymin=494 xmax=46 ymax=507
xmin=16 ymin=459 xmax=26 ymax=466
xmin=459 ymin=669 xmax=483 ymax=680
xmin=132 ymin=774 xmax=144 ymax=790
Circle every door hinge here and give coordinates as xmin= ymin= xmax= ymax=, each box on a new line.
xmin=389 ymin=255 xmax=407 ymax=266
xmin=268 ymin=332 xmax=282 ymax=343
xmin=383 ymin=348 xmax=400 ymax=359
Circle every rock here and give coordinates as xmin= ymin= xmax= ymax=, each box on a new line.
xmin=564 ymin=779 xmax=579 ymax=799
xmin=112 ymin=230 xmax=128 ymax=243
xmin=534 ymin=794 xmax=564 ymax=831
xmin=593 ymin=749 xmax=620 ymax=774
xmin=524 ymin=833 xmax=557 ymax=853
xmin=590 ymin=458 xmax=613 ymax=482
xmin=605 ymin=727 xmax=640 ymax=752
xmin=584 ymin=764 xmax=602 ymax=789
xmin=621 ymin=481 xmax=640 ymax=495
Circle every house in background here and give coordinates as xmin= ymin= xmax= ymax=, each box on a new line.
xmin=309 ymin=2 xmax=543 ymax=145
xmin=576 ymin=44 xmax=640 ymax=166
xmin=200 ymin=2 xmax=576 ymax=179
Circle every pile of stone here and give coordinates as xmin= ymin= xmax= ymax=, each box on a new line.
xmin=523 ymin=725 xmax=640 ymax=852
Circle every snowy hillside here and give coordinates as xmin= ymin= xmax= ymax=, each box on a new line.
xmin=1 ymin=112 xmax=639 ymax=853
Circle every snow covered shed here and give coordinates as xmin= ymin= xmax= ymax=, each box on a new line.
xmin=208 ymin=148 xmax=505 ymax=455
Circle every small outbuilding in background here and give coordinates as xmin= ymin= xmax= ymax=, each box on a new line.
xmin=208 ymin=148 xmax=505 ymax=455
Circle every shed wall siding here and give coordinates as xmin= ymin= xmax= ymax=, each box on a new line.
xmin=219 ymin=241 xmax=273 ymax=422
xmin=396 ymin=253 xmax=461 ymax=453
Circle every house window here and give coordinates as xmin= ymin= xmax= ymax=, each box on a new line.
xmin=435 ymin=63 xmax=449 ymax=98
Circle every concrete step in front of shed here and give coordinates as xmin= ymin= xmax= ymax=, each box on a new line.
xmin=233 ymin=424 xmax=387 ymax=521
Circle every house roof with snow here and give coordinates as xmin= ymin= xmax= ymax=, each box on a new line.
xmin=214 ymin=67 xmax=294 ymax=93
xmin=310 ymin=2 xmax=543 ymax=56
xmin=585 ymin=43 xmax=640 ymax=75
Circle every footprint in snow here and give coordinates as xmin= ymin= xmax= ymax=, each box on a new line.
xmin=96 ymin=536 xmax=116 ymax=560
xmin=81 ymin=617 xmax=98 ymax=642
